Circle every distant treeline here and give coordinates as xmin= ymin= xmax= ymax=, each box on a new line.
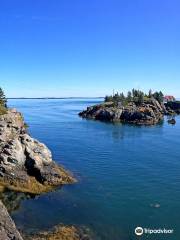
xmin=105 ymin=89 xmax=164 ymax=106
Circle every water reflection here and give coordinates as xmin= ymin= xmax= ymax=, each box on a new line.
xmin=0 ymin=189 xmax=36 ymax=213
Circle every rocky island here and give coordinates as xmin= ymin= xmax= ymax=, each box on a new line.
xmin=79 ymin=89 xmax=179 ymax=125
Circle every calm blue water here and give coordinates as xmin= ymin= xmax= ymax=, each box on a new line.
xmin=7 ymin=99 xmax=180 ymax=240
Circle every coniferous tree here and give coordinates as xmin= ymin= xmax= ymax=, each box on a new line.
xmin=104 ymin=88 xmax=164 ymax=106
xmin=104 ymin=95 xmax=113 ymax=102
xmin=127 ymin=91 xmax=132 ymax=102
xmin=0 ymin=88 xmax=7 ymax=108
xmin=153 ymin=91 xmax=164 ymax=103
xmin=137 ymin=91 xmax=144 ymax=105
xmin=148 ymin=89 xmax=152 ymax=98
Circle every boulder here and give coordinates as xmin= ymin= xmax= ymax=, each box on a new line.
xmin=167 ymin=119 xmax=176 ymax=125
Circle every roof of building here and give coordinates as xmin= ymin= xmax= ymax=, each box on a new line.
xmin=164 ymin=95 xmax=175 ymax=100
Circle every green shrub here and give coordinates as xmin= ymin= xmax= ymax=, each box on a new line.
xmin=0 ymin=105 xmax=7 ymax=115
xmin=24 ymin=123 xmax=29 ymax=129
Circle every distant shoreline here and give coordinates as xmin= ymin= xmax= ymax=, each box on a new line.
xmin=7 ymin=97 xmax=104 ymax=100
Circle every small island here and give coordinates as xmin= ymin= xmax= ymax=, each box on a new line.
xmin=79 ymin=89 xmax=180 ymax=125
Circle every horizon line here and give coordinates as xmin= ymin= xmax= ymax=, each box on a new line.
xmin=7 ymin=97 xmax=104 ymax=99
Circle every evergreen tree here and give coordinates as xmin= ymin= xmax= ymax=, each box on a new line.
xmin=104 ymin=88 xmax=164 ymax=106
xmin=148 ymin=89 xmax=152 ymax=98
xmin=104 ymin=95 xmax=113 ymax=102
xmin=119 ymin=92 xmax=125 ymax=101
xmin=127 ymin=91 xmax=132 ymax=102
xmin=0 ymin=88 xmax=7 ymax=107
xmin=153 ymin=91 xmax=164 ymax=103
xmin=137 ymin=91 xmax=144 ymax=105
xmin=158 ymin=91 xmax=164 ymax=103
xmin=113 ymin=92 xmax=119 ymax=105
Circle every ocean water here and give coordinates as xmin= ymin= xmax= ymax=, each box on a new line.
xmin=6 ymin=99 xmax=180 ymax=240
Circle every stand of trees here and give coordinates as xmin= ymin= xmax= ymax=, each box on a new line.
xmin=105 ymin=89 xmax=164 ymax=106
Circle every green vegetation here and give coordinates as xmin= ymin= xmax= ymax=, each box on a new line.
xmin=104 ymin=89 xmax=164 ymax=106
xmin=24 ymin=122 xmax=29 ymax=129
xmin=0 ymin=87 xmax=7 ymax=115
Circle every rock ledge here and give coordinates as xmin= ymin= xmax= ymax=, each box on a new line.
xmin=0 ymin=109 xmax=75 ymax=194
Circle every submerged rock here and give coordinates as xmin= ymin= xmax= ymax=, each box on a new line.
xmin=0 ymin=199 xmax=91 ymax=240
xmin=0 ymin=109 xmax=75 ymax=194
xmin=24 ymin=225 xmax=92 ymax=240
xmin=167 ymin=118 xmax=176 ymax=125
xmin=79 ymin=99 xmax=164 ymax=125
xmin=150 ymin=203 xmax=161 ymax=208
xmin=0 ymin=189 xmax=34 ymax=213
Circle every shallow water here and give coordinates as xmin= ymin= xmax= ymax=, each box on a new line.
xmin=6 ymin=99 xmax=180 ymax=239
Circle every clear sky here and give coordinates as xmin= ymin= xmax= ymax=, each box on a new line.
xmin=0 ymin=0 xmax=179 ymax=98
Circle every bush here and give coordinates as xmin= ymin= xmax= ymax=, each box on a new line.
xmin=0 ymin=105 xmax=7 ymax=115
xmin=24 ymin=123 xmax=29 ymax=129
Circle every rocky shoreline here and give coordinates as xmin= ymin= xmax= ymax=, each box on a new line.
xmin=79 ymin=99 xmax=164 ymax=125
xmin=79 ymin=99 xmax=180 ymax=125
xmin=0 ymin=108 xmax=84 ymax=240
xmin=165 ymin=101 xmax=180 ymax=115
xmin=0 ymin=109 xmax=75 ymax=194
xmin=0 ymin=199 xmax=90 ymax=240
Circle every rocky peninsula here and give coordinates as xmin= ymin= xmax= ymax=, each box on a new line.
xmin=79 ymin=90 xmax=179 ymax=125
xmin=0 ymin=108 xmax=75 ymax=194
xmin=0 ymin=106 xmax=83 ymax=239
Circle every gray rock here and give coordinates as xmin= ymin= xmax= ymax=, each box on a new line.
xmin=79 ymin=99 xmax=164 ymax=125
xmin=0 ymin=200 xmax=23 ymax=240
xmin=0 ymin=108 xmax=75 ymax=194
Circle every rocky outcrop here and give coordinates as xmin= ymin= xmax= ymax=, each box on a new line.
xmin=0 ymin=108 xmax=87 ymax=240
xmin=165 ymin=101 xmax=180 ymax=114
xmin=0 ymin=109 xmax=75 ymax=194
xmin=79 ymin=99 xmax=164 ymax=125
xmin=167 ymin=118 xmax=176 ymax=125
xmin=0 ymin=200 xmax=23 ymax=240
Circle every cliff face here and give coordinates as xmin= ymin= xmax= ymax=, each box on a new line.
xmin=0 ymin=200 xmax=23 ymax=240
xmin=0 ymin=109 xmax=75 ymax=194
xmin=79 ymin=99 xmax=164 ymax=125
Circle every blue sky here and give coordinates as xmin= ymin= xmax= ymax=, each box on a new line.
xmin=0 ymin=0 xmax=179 ymax=97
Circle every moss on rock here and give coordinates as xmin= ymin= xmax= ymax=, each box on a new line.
xmin=24 ymin=225 xmax=91 ymax=240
